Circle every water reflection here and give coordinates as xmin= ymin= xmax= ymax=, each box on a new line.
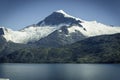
xmin=0 ymin=64 xmax=120 ymax=80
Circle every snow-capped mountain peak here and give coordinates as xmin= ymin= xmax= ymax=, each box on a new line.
xmin=0 ymin=10 xmax=120 ymax=45
xmin=55 ymin=10 xmax=75 ymax=18
xmin=37 ymin=10 xmax=83 ymax=26
xmin=56 ymin=10 xmax=65 ymax=13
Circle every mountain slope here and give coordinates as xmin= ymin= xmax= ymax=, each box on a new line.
xmin=69 ymin=33 xmax=120 ymax=63
xmin=0 ymin=10 xmax=120 ymax=46
xmin=36 ymin=25 xmax=86 ymax=47
xmin=37 ymin=10 xmax=82 ymax=26
xmin=0 ymin=26 xmax=58 ymax=43
xmin=0 ymin=33 xmax=120 ymax=63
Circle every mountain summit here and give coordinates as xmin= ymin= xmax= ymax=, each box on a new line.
xmin=37 ymin=10 xmax=82 ymax=26
xmin=0 ymin=10 xmax=120 ymax=45
xmin=54 ymin=10 xmax=76 ymax=18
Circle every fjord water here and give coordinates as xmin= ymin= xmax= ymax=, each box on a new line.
xmin=0 ymin=64 xmax=120 ymax=80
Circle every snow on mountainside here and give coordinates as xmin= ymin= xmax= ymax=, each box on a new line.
xmin=67 ymin=21 xmax=120 ymax=37
xmin=0 ymin=10 xmax=120 ymax=44
xmin=0 ymin=26 xmax=57 ymax=43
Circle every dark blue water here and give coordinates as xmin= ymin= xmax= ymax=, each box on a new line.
xmin=0 ymin=64 xmax=120 ymax=80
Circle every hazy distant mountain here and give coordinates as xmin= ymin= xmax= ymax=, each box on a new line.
xmin=0 ymin=10 xmax=120 ymax=47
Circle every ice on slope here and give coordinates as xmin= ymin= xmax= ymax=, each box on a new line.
xmin=67 ymin=21 xmax=120 ymax=37
xmin=3 ymin=26 xmax=57 ymax=43
xmin=2 ymin=21 xmax=120 ymax=44
xmin=56 ymin=10 xmax=120 ymax=36
xmin=81 ymin=21 xmax=120 ymax=36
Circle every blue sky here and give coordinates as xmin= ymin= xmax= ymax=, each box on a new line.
xmin=0 ymin=0 xmax=120 ymax=30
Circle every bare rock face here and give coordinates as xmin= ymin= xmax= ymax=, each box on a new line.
xmin=0 ymin=28 xmax=4 ymax=35
xmin=37 ymin=11 xmax=82 ymax=26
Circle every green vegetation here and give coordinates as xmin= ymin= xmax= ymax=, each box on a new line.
xmin=0 ymin=33 xmax=120 ymax=63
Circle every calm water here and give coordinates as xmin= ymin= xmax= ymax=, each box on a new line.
xmin=0 ymin=64 xmax=120 ymax=80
